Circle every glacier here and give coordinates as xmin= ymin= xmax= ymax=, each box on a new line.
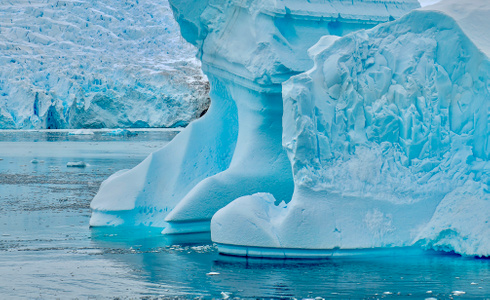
xmin=90 ymin=0 xmax=420 ymax=232
xmin=0 ymin=0 xmax=208 ymax=129
xmin=212 ymin=0 xmax=489 ymax=257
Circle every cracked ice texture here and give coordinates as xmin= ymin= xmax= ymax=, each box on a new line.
xmin=90 ymin=0 xmax=419 ymax=231
xmin=0 ymin=0 xmax=209 ymax=129
xmin=212 ymin=0 xmax=489 ymax=257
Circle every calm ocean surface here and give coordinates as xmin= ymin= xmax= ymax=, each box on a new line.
xmin=0 ymin=130 xmax=488 ymax=299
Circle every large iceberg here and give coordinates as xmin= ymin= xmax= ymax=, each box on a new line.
xmin=0 ymin=0 xmax=208 ymax=129
xmin=90 ymin=0 xmax=420 ymax=233
xmin=212 ymin=0 xmax=489 ymax=257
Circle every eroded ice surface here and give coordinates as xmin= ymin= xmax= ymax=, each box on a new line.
xmin=90 ymin=0 xmax=419 ymax=233
xmin=0 ymin=0 xmax=209 ymax=129
xmin=212 ymin=0 xmax=489 ymax=257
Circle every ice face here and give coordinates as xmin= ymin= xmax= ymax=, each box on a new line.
xmin=211 ymin=0 xmax=489 ymax=257
xmin=90 ymin=0 xmax=419 ymax=232
xmin=0 ymin=0 xmax=209 ymax=129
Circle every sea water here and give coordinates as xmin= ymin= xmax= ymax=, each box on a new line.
xmin=0 ymin=130 xmax=488 ymax=299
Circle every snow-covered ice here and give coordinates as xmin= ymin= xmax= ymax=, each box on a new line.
xmin=212 ymin=0 xmax=489 ymax=257
xmin=90 ymin=0 xmax=419 ymax=233
xmin=0 ymin=0 xmax=209 ymax=129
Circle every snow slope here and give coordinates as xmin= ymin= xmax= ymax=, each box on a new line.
xmin=90 ymin=0 xmax=419 ymax=232
xmin=211 ymin=0 xmax=489 ymax=257
xmin=0 ymin=0 xmax=209 ymax=129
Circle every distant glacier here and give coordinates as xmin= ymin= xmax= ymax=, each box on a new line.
xmin=0 ymin=0 xmax=209 ymax=129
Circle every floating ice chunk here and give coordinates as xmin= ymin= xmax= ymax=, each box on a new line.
xmin=68 ymin=129 xmax=94 ymax=135
xmin=206 ymin=272 xmax=220 ymax=276
xmin=66 ymin=161 xmax=87 ymax=168
xmin=30 ymin=159 xmax=39 ymax=164
xmin=103 ymin=129 xmax=137 ymax=137
xmin=452 ymin=291 xmax=466 ymax=296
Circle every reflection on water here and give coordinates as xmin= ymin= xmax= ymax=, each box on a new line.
xmin=90 ymin=227 xmax=490 ymax=299
xmin=0 ymin=130 xmax=489 ymax=299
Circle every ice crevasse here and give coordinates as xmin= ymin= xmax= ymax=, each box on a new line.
xmin=212 ymin=0 xmax=490 ymax=257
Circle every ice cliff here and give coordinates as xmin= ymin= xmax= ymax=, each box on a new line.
xmin=212 ymin=0 xmax=490 ymax=257
xmin=90 ymin=0 xmax=420 ymax=233
xmin=0 ymin=0 xmax=208 ymax=129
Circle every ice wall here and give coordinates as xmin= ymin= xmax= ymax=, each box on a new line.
xmin=90 ymin=0 xmax=420 ymax=233
xmin=0 ymin=0 xmax=208 ymax=129
xmin=212 ymin=0 xmax=489 ymax=257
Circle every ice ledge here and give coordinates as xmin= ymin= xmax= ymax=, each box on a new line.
xmin=216 ymin=243 xmax=427 ymax=259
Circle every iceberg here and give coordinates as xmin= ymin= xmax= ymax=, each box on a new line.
xmin=212 ymin=0 xmax=489 ymax=257
xmin=0 ymin=0 xmax=209 ymax=129
xmin=90 ymin=0 xmax=420 ymax=232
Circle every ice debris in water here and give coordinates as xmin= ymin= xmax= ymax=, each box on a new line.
xmin=206 ymin=272 xmax=220 ymax=276
xmin=103 ymin=129 xmax=137 ymax=137
xmin=68 ymin=129 xmax=94 ymax=135
xmin=66 ymin=161 xmax=87 ymax=168
xmin=452 ymin=291 xmax=466 ymax=296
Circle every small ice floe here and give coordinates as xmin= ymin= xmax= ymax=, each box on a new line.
xmin=68 ymin=129 xmax=94 ymax=135
xmin=426 ymin=290 xmax=433 ymax=294
xmin=425 ymin=297 xmax=437 ymax=300
xmin=104 ymin=128 xmax=137 ymax=137
xmin=207 ymin=272 xmax=220 ymax=276
xmin=30 ymin=159 xmax=44 ymax=164
xmin=0 ymin=158 xmax=3 ymax=161
xmin=470 ymin=282 xmax=478 ymax=285
xmin=383 ymin=291 xmax=393 ymax=295
xmin=452 ymin=290 xmax=466 ymax=296
xmin=67 ymin=161 xmax=87 ymax=168
xmin=2 ymin=234 xmax=10 ymax=236
xmin=220 ymin=292 xmax=231 ymax=299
